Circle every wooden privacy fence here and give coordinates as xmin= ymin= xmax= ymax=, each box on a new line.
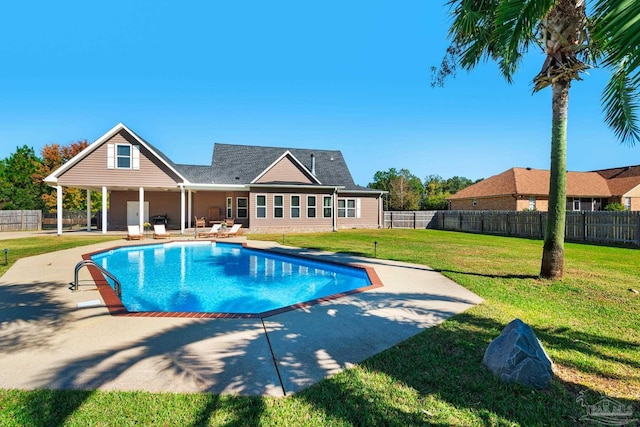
xmin=385 ymin=210 xmax=640 ymax=247
xmin=42 ymin=211 xmax=92 ymax=230
xmin=0 ymin=210 xmax=42 ymax=231
xmin=384 ymin=211 xmax=439 ymax=229
xmin=436 ymin=210 xmax=640 ymax=247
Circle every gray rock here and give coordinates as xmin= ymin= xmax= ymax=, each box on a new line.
xmin=483 ymin=318 xmax=553 ymax=389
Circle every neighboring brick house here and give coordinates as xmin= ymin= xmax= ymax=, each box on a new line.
xmin=44 ymin=123 xmax=385 ymax=234
xmin=448 ymin=166 xmax=640 ymax=211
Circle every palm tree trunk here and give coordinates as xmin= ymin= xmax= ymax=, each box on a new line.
xmin=540 ymin=80 xmax=570 ymax=280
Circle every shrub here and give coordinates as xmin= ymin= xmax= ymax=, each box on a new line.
xmin=604 ymin=202 xmax=627 ymax=211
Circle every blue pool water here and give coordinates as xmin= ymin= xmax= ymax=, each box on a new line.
xmin=90 ymin=242 xmax=371 ymax=314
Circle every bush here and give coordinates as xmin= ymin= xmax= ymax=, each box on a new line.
xmin=604 ymin=202 xmax=627 ymax=211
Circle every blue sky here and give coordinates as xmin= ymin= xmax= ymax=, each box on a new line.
xmin=0 ymin=0 xmax=637 ymax=186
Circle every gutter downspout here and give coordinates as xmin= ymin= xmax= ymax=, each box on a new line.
xmin=333 ymin=187 xmax=338 ymax=232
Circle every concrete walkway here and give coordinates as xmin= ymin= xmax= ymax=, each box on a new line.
xmin=0 ymin=237 xmax=482 ymax=396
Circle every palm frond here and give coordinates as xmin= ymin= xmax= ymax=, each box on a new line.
xmin=602 ymin=63 xmax=640 ymax=146
xmin=493 ymin=0 xmax=556 ymax=75
xmin=592 ymin=0 xmax=640 ymax=80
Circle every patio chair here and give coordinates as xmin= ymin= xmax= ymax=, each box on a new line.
xmin=153 ymin=224 xmax=171 ymax=239
xmin=127 ymin=225 xmax=144 ymax=240
xmin=218 ymin=223 xmax=242 ymax=238
xmin=197 ymin=223 xmax=221 ymax=238
xmin=194 ymin=216 xmax=206 ymax=228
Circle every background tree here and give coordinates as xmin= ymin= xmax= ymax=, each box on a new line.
xmin=0 ymin=146 xmax=45 ymax=210
xmin=388 ymin=169 xmax=422 ymax=211
xmin=36 ymin=140 xmax=100 ymax=212
xmin=435 ymin=0 xmax=640 ymax=280
xmin=423 ymin=174 xmax=477 ymax=210
xmin=369 ymin=168 xmax=423 ymax=210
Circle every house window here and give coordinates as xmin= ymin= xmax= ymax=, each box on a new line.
xmin=116 ymin=144 xmax=131 ymax=169
xmin=573 ymin=198 xmax=580 ymax=211
xmin=472 ymin=198 xmax=477 ymax=207
xmin=226 ymin=197 xmax=233 ymax=218
xmin=529 ymin=196 xmax=536 ymax=210
xmin=273 ymin=195 xmax=284 ymax=218
xmin=291 ymin=195 xmax=300 ymax=218
xmin=625 ymin=197 xmax=631 ymax=210
xmin=107 ymin=143 xmax=139 ymax=169
xmin=307 ymin=196 xmax=316 ymax=218
xmin=323 ymin=196 xmax=332 ymax=218
xmin=237 ymin=197 xmax=248 ymax=218
xmin=338 ymin=199 xmax=356 ymax=218
xmin=256 ymin=195 xmax=266 ymax=218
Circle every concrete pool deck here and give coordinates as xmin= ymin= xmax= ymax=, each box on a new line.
xmin=0 ymin=235 xmax=483 ymax=396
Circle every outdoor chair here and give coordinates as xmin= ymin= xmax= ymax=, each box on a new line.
xmin=197 ymin=223 xmax=221 ymax=238
xmin=127 ymin=225 xmax=143 ymax=240
xmin=153 ymin=224 xmax=171 ymax=239
xmin=194 ymin=216 xmax=206 ymax=228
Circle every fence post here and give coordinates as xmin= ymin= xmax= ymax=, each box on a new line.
xmin=539 ymin=212 xmax=543 ymax=239
xmin=582 ymin=211 xmax=587 ymax=242
xmin=413 ymin=211 xmax=417 ymax=229
xmin=390 ymin=211 xmax=393 ymax=229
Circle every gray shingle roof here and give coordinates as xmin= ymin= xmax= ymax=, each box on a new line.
xmin=175 ymin=143 xmax=377 ymax=192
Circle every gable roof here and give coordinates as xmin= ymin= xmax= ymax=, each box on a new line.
xmin=44 ymin=123 xmax=187 ymax=184
xmin=449 ymin=167 xmax=614 ymax=200
xmin=177 ymin=143 xmax=376 ymax=191
xmin=46 ymin=124 xmax=381 ymax=193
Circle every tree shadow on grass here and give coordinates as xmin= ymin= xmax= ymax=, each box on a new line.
xmin=297 ymin=311 xmax=639 ymax=426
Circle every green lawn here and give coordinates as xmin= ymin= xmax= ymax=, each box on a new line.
xmin=1 ymin=229 xmax=638 ymax=426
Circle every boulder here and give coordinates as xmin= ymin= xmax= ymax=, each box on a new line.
xmin=482 ymin=318 xmax=553 ymax=389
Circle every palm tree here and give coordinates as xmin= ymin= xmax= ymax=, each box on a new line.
xmin=434 ymin=0 xmax=640 ymax=279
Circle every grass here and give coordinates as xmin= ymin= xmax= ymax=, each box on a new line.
xmin=0 ymin=235 xmax=121 ymax=277
xmin=1 ymin=229 xmax=638 ymax=426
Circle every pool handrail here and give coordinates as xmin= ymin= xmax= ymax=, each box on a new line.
xmin=74 ymin=259 xmax=121 ymax=298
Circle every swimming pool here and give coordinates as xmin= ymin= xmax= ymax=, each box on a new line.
xmin=89 ymin=241 xmax=377 ymax=316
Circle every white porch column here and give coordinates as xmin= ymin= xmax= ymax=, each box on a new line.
xmin=86 ymin=190 xmax=92 ymax=232
xmin=139 ymin=187 xmax=145 ymax=231
xmin=180 ymin=185 xmax=186 ymax=234
xmin=56 ymin=185 xmax=63 ymax=236
xmin=101 ymin=186 xmax=108 ymax=234
xmin=188 ymin=190 xmax=193 ymax=228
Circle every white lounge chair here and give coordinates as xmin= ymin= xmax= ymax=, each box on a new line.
xmin=197 ymin=223 xmax=221 ymax=238
xmin=218 ymin=223 xmax=242 ymax=238
xmin=153 ymin=224 xmax=171 ymax=239
xmin=127 ymin=225 xmax=143 ymax=240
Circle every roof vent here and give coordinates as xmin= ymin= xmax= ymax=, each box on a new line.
xmin=311 ymin=154 xmax=316 ymax=175
xmin=526 ymin=167 xmax=532 ymax=171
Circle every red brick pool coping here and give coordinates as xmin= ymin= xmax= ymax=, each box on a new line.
xmin=82 ymin=240 xmax=383 ymax=319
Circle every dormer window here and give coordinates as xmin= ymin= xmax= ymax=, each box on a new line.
xmin=107 ymin=143 xmax=140 ymax=169
xmin=117 ymin=144 xmax=131 ymax=168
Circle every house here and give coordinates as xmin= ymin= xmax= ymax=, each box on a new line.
xmin=448 ymin=166 xmax=640 ymax=211
xmin=44 ymin=123 xmax=385 ymax=234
